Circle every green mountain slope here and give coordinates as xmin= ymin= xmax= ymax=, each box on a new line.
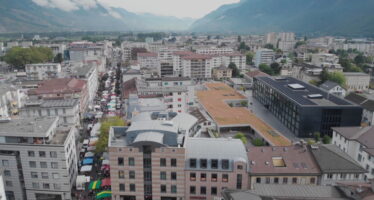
xmin=190 ymin=0 xmax=374 ymax=36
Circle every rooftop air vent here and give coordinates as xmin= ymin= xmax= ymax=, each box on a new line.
xmin=288 ymin=83 xmax=305 ymax=90
xmin=307 ymin=94 xmax=323 ymax=99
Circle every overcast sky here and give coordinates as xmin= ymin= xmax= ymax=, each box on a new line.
xmin=98 ymin=0 xmax=240 ymax=18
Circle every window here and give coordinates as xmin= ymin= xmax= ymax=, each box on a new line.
xmin=358 ymin=154 xmax=362 ymax=162
xmin=128 ymin=157 xmax=135 ymax=166
xmin=200 ymin=159 xmax=207 ymax=168
xmin=51 ymin=162 xmax=58 ymax=169
xmin=50 ymin=151 xmax=57 ymax=158
xmin=43 ymin=183 xmax=50 ymax=189
xmin=222 ymin=174 xmax=229 ymax=182
xmin=171 ymin=185 xmax=177 ymax=193
xmin=144 ymin=171 xmax=152 ymax=181
xmin=40 ymin=162 xmax=47 ymax=168
xmin=28 ymin=151 xmax=35 ymax=157
xmin=256 ymin=177 xmax=261 ymax=183
xmin=200 ymin=173 xmax=206 ymax=181
xmin=118 ymin=170 xmax=125 ymax=179
xmin=171 ymin=172 xmax=177 ymax=180
xmin=171 ymin=158 xmax=177 ymax=167
xmin=53 ymin=184 xmax=61 ymax=189
xmin=211 ymin=187 xmax=217 ymax=195
xmin=41 ymin=172 xmax=48 ymax=179
xmin=39 ymin=151 xmax=46 ymax=157
xmin=372 ymin=169 xmax=374 ymax=175
xmin=32 ymin=182 xmax=39 ymax=189
xmin=310 ymin=177 xmax=316 ymax=184
xmin=130 ymin=184 xmax=136 ymax=192
xmin=178 ymin=98 xmax=182 ymax=102
xmin=4 ymin=170 xmax=11 ymax=177
xmin=190 ymin=173 xmax=196 ymax=181
xmin=2 ymin=160 xmax=9 ymax=167
xmin=211 ymin=159 xmax=218 ymax=169
xmin=200 ymin=186 xmax=206 ymax=195
xmin=222 ymin=159 xmax=229 ymax=169
xmin=237 ymin=165 xmax=243 ymax=170
xmin=118 ymin=157 xmax=124 ymax=166
xmin=292 ymin=177 xmax=297 ymax=184
xmin=119 ymin=184 xmax=125 ymax=191
xmin=266 ymin=177 xmax=270 ymax=184
xmin=29 ymin=161 xmax=36 ymax=168
xmin=327 ymin=174 xmax=333 ymax=179
xmin=52 ymin=173 xmax=59 ymax=179
xmin=129 ymin=171 xmax=135 ymax=179
xmin=212 ymin=174 xmax=217 ymax=182
xmin=274 ymin=177 xmax=279 ymax=184
xmin=161 ymin=185 xmax=167 ymax=193
xmin=5 ymin=181 xmax=12 ymax=187
xmin=341 ymin=173 xmax=347 ymax=179
xmin=31 ymin=172 xmax=38 ymax=178
xmin=160 ymin=171 xmax=167 ymax=180
xmin=190 ymin=186 xmax=196 ymax=194
xmin=283 ymin=177 xmax=288 ymax=184
xmin=160 ymin=158 xmax=167 ymax=167
xmin=189 ymin=159 xmax=197 ymax=168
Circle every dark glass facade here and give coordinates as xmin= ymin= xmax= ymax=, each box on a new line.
xmin=253 ymin=78 xmax=362 ymax=137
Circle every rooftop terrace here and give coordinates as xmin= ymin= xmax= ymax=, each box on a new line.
xmin=197 ymin=82 xmax=291 ymax=146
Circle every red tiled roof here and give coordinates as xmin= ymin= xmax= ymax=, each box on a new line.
xmin=122 ymin=78 xmax=138 ymax=99
xmin=247 ymin=70 xmax=270 ymax=78
xmin=137 ymin=52 xmax=158 ymax=57
xmin=29 ymin=78 xmax=86 ymax=95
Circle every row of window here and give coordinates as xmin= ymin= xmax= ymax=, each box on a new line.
xmin=190 ymin=186 xmax=218 ymax=195
xmin=30 ymin=172 xmax=60 ymax=179
xmin=119 ymin=184 xmax=136 ymax=192
xmin=256 ymin=177 xmax=315 ymax=184
xmin=28 ymin=151 xmax=58 ymax=158
xmin=117 ymin=157 xmax=179 ymax=167
xmin=29 ymin=161 xmax=58 ymax=169
xmin=189 ymin=159 xmax=230 ymax=170
xmin=32 ymin=182 xmax=61 ymax=190
xmin=190 ymin=173 xmax=228 ymax=182
xmin=117 ymin=157 xmax=135 ymax=166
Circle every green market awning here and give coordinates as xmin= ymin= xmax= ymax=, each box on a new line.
xmin=96 ymin=191 xmax=112 ymax=199
xmin=89 ymin=180 xmax=102 ymax=190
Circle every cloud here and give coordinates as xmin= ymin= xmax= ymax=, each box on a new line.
xmin=32 ymin=0 xmax=98 ymax=11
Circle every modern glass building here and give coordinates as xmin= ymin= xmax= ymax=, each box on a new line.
xmin=253 ymin=77 xmax=362 ymax=137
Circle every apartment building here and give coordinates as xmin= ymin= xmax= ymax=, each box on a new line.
xmin=68 ymin=41 xmax=107 ymax=73
xmin=254 ymin=49 xmax=275 ymax=67
xmin=310 ymin=53 xmax=341 ymax=69
xmin=36 ymin=43 xmax=66 ymax=56
xmin=345 ymin=93 xmax=374 ymax=125
xmin=72 ymin=65 xmax=99 ymax=104
xmin=19 ymin=99 xmax=80 ymax=127
xmin=332 ymin=126 xmax=374 ymax=180
xmin=159 ymin=62 xmax=174 ymax=77
xmin=343 ymin=72 xmax=370 ymax=92
xmin=172 ymin=51 xmax=194 ymax=77
xmin=25 ymin=63 xmax=62 ymax=81
xmin=248 ymin=145 xmax=321 ymax=189
xmin=253 ymin=76 xmax=362 ymax=137
xmin=109 ymin=112 xmax=199 ymax=200
xmin=0 ymin=117 xmax=78 ymax=200
xmin=138 ymin=53 xmax=160 ymax=69
xmin=0 ymin=84 xmax=23 ymax=120
xmin=181 ymin=54 xmax=213 ymax=80
xmin=212 ymin=66 xmax=232 ymax=80
xmin=28 ymin=78 xmax=88 ymax=114
xmin=185 ymin=138 xmax=248 ymax=200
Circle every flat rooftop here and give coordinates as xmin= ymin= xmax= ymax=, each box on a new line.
xmin=0 ymin=117 xmax=57 ymax=137
xmin=197 ymin=82 xmax=291 ymax=146
xmin=255 ymin=77 xmax=355 ymax=106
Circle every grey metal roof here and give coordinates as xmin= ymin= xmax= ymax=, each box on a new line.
xmin=320 ymin=81 xmax=340 ymax=91
xmin=24 ymin=99 xmax=79 ymax=108
xmin=310 ymin=144 xmax=366 ymax=173
xmin=0 ymin=117 xmax=57 ymax=137
xmin=251 ymin=184 xmax=348 ymax=200
xmin=185 ymin=137 xmax=248 ymax=163
xmin=255 ymin=77 xmax=354 ymax=106
xmin=333 ymin=126 xmax=374 ymax=155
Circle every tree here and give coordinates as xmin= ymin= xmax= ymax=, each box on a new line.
xmin=328 ymin=72 xmax=346 ymax=87
xmin=237 ymin=35 xmax=242 ymax=43
xmin=322 ymin=135 xmax=332 ymax=144
xmin=246 ymin=52 xmax=254 ymax=65
xmin=3 ymin=47 xmax=53 ymax=69
xmin=314 ymin=132 xmax=321 ymax=142
xmin=251 ymin=138 xmax=265 ymax=146
xmin=95 ymin=117 xmax=127 ymax=153
xmin=354 ymin=54 xmax=366 ymax=65
xmin=264 ymin=43 xmax=274 ymax=50
xmin=270 ymin=62 xmax=281 ymax=75
xmin=238 ymin=42 xmax=250 ymax=51
xmin=228 ymin=62 xmax=240 ymax=77
xmin=234 ymin=132 xmax=247 ymax=144
xmin=259 ymin=64 xmax=273 ymax=75
xmin=53 ymin=53 xmax=63 ymax=63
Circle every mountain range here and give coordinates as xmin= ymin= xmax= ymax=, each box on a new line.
xmin=0 ymin=0 xmax=194 ymax=33
xmin=190 ymin=0 xmax=374 ymax=36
